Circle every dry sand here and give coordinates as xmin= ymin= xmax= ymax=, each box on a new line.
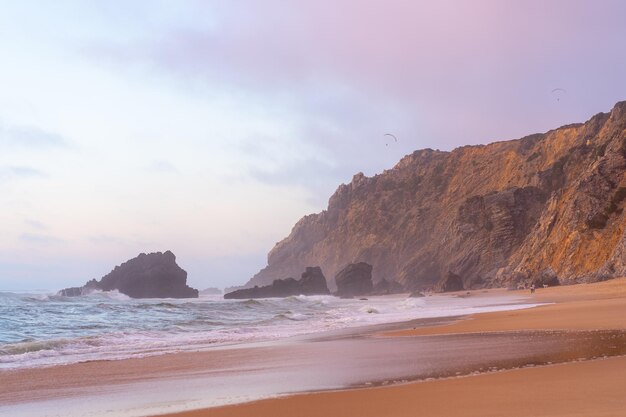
xmin=158 ymin=278 xmax=626 ymax=417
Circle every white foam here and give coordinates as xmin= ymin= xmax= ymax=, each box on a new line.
xmin=0 ymin=292 xmax=541 ymax=370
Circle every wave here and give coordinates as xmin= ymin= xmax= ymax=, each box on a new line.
xmin=359 ymin=306 xmax=380 ymax=314
xmin=0 ymin=336 xmax=102 ymax=357
xmin=241 ymin=299 xmax=264 ymax=307
xmin=0 ymin=292 xmax=541 ymax=370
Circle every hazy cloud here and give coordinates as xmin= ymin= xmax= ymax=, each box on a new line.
xmin=24 ymin=219 xmax=47 ymax=230
xmin=87 ymin=234 xmax=156 ymax=249
xmin=0 ymin=124 xmax=66 ymax=148
xmin=85 ymin=0 xmax=626 ymax=153
xmin=19 ymin=233 xmax=64 ymax=245
xmin=146 ymin=160 xmax=179 ymax=174
xmin=0 ymin=166 xmax=47 ymax=182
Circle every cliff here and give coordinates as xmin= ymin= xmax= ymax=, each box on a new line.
xmin=247 ymin=101 xmax=626 ymax=291
xmin=59 ymin=251 xmax=199 ymax=298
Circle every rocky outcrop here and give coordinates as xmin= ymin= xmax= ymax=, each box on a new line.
xmin=335 ymin=262 xmax=374 ymax=297
xmin=246 ymin=101 xmax=626 ymax=291
xmin=298 ymin=267 xmax=331 ymax=294
xmin=59 ymin=251 xmax=198 ymax=298
xmin=224 ymin=267 xmax=329 ymax=299
xmin=436 ymin=272 xmax=464 ymax=292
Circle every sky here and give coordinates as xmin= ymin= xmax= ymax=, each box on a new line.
xmin=1 ymin=0 xmax=625 ymax=291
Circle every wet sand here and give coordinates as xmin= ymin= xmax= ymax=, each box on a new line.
xmin=157 ymin=278 xmax=626 ymax=417
xmin=2 ymin=279 xmax=625 ymax=417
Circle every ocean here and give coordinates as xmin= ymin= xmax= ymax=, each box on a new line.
xmin=0 ymin=290 xmax=539 ymax=370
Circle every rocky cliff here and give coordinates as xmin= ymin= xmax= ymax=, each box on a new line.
xmin=247 ymin=101 xmax=626 ymax=291
xmin=59 ymin=251 xmax=199 ymax=298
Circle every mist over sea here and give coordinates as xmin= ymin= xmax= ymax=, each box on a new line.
xmin=0 ymin=290 xmax=539 ymax=370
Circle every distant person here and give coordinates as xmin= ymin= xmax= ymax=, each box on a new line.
xmin=530 ymin=284 xmax=535 ymax=294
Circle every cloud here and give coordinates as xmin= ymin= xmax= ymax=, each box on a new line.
xmin=146 ymin=160 xmax=179 ymax=174
xmin=24 ymin=219 xmax=47 ymax=230
xmin=19 ymin=233 xmax=64 ymax=245
xmin=0 ymin=166 xmax=47 ymax=182
xmin=84 ymin=1 xmax=626 ymax=153
xmin=248 ymin=156 xmax=342 ymax=190
xmin=0 ymin=124 xmax=66 ymax=148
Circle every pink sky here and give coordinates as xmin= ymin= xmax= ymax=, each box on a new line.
xmin=1 ymin=0 xmax=625 ymax=290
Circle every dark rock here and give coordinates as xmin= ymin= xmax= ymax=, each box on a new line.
xmin=533 ymin=267 xmax=560 ymax=287
xmin=58 ymin=286 xmax=85 ymax=297
xmin=224 ymin=285 xmax=245 ymax=294
xmin=224 ymin=267 xmax=329 ymax=299
xmin=58 ymin=251 xmax=198 ymax=298
xmin=299 ymin=267 xmax=331 ymax=295
xmin=372 ymin=278 xmax=405 ymax=295
xmin=436 ymin=271 xmax=464 ymax=292
xmin=409 ymin=291 xmax=425 ymax=297
xmin=335 ymin=262 xmax=374 ymax=297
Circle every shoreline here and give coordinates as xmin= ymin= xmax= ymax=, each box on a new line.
xmin=153 ymin=278 xmax=626 ymax=417
xmin=0 ymin=292 xmax=541 ymax=417
xmin=2 ymin=281 xmax=625 ymax=416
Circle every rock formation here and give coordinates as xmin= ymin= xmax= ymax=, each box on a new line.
xmin=59 ymin=251 xmax=198 ymax=298
xmin=435 ymin=272 xmax=464 ymax=292
xmin=245 ymin=101 xmax=626 ymax=291
xmin=335 ymin=262 xmax=374 ymax=297
xmin=224 ymin=266 xmax=329 ymax=299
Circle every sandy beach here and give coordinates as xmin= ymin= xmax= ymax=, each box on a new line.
xmin=157 ymin=278 xmax=626 ymax=417
xmin=2 ymin=279 xmax=625 ymax=417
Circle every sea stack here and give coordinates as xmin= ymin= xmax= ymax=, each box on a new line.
xmin=224 ymin=266 xmax=329 ymax=299
xmin=334 ymin=262 xmax=374 ymax=297
xmin=59 ymin=251 xmax=199 ymax=298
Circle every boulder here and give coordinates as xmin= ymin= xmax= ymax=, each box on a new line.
xmin=58 ymin=251 xmax=198 ymax=298
xmin=224 ymin=267 xmax=330 ymax=299
xmin=334 ymin=262 xmax=374 ymax=297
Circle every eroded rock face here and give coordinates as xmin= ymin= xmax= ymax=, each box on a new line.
xmin=436 ymin=272 xmax=464 ymax=292
xmin=224 ymin=267 xmax=330 ymax=299
xmin=335 ymin=262 xmax=374 ymax=297
xmin=59 ymin=251 xmax=198 ymax=298
xmin=245 ymin=101 xmax=626 ymax=291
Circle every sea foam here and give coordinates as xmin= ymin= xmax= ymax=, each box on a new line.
xmin=0 ymin=291 xmax=539 ymax=370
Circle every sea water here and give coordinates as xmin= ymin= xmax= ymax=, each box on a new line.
xmin=0 ymin=290 xmax=538 ymax=370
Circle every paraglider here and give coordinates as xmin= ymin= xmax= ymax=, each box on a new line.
xmin=384 ymin=133 xmax=398 ymax=146
xmin=551 ymin=88 xmax=566 ymax=101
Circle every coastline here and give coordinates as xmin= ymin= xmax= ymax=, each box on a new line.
xmin=155 ymin=278 xmax=626 ymax=417
xmin=1 ymin=280 xmax=625 ymax=416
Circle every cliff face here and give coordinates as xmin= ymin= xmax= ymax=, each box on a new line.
xmin=248 ymin=101 xmax=626 ymax=291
